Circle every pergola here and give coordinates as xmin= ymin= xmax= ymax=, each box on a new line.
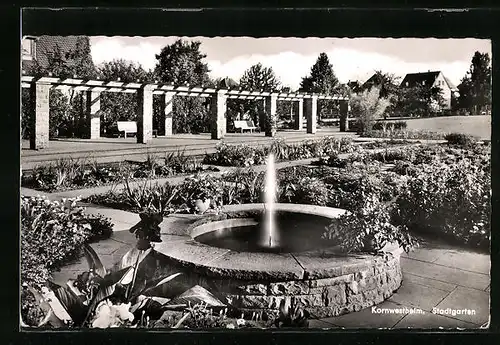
xmin=21 ymin=75 xmax=350 ymax=150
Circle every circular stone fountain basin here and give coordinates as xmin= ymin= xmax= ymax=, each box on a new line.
xmin=194 ymin=211 xmax=334 ymax=253
xmin=155 ymin=203 xmax=404 ymax=318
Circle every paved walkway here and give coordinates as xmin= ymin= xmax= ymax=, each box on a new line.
xmin=44 ymin=204 xmax=490 ymax=329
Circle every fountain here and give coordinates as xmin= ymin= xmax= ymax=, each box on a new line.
xmin=263 ymin=153 xmax=277 ymax=248
xmin=154 ymin=154 xmax=404 ymax=318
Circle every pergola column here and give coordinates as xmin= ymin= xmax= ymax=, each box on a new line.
xmin=294 ymin=99 xmax=304 ymax=130
xmin=29 ymin=81 xmax=51 ymax=150
xmin=264 ymin=93 xmax=278 ymax=137
xmin=159 ymin=92 xmax=174 ymax=136
xmin=137 ymin=84 xmax=154 ymax=144
xmin=210 ymin=90 xmax=227 ymax=140
xmin=85 ymin=90 xmax=101 ymax=139
xmin=305 ymin=95 xmax=318 ymax=134
xmin=339 ymin=100 xmax=349 ymax=132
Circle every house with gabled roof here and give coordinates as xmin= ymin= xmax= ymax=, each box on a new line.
xmin=21 ymin=35 xmax=90 ymax=74
xmin=400 ymin=71 xmax=459 ymax=110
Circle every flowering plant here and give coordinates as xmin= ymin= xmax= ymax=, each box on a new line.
xmin=91 ymin=300 xmax=135 ymax=328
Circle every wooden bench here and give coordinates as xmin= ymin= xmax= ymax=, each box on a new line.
xmin=117 ymin=121 xmax=137 ymax=138
xmin=234 ymin=120 xmax=257 ymax=133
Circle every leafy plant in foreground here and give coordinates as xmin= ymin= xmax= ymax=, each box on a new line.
xmin=21 ymin=211 xmax=226 ymax=329
xmin=274 ymin=298 xmax=309 ymax=328
xmin=323 ymin=195 xmax=417 ymax=253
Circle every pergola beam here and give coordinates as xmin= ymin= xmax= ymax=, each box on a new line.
xmin=22 ymin=74 xmax=350 ymax=150
xmin=21 ymin=75 xmax=349 ymax=100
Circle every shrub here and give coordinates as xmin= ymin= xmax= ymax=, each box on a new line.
xmin=361 ymin=130 xmax=446 ymax=140
xmin=21 ymin=195 xmax=114 ymax=287
xmin=317 ymin=154 xmax=349 ymax=168
xmin=84 ymin=215 xmax=115 ymax=242
xmin=373 ymin=121 xmax=408 ymax=131
xmin=120 ymin=179 xmax=179 ymax=215
xmin=368 ymin=147 xmax=417 ymax=163
xmin=324 ymin=172 xmax=392 ymax=210
xmin=203 ymin=137 xmax=357 ymax=167
xmin=162 ymin=150 xmax=204 ymax=175
xmin=323 ymin=196 xmax=416 ymax=253
xmin=349 ymin=87 xmax=391 ymax=134
xmin=222 ymin=169 xmax=265 ymax=204
xmin=394 ymin=159 xmax=491 ymax=248
xmin=23 ymin=159 xmax=123 ymax=192
xmin=176 ymin=174 xmax=225 ymax=213
xmin=290 ymin=177 xmax=330 ymax=206
xmin=393 ymin=121 xmax=408 ymax=130
xmin=203 ymin=142 xmax=265 ymax=167
xmin=360 ymin=140 xmax=411 ymax=150
xmin=444 ymin=132 xmax=479 ymax=149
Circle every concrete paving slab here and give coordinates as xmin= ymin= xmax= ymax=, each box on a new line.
xmin=111 ymin=243 xmax=134 ymax=258
xmin=91 ymin=239 xmax=123 ymax=255
xmin=401 ymin=247 xmax=446 ymax=263
xmin=160 ymin=216 xmax=200 ymax=236
xmin=401 ymin=257 xmax=490 ymax=291
xmin=388 ymin=279 xmax=450 ymax=311
xmin=97 ymin=253 xmax=120 ymax=270
xmin=402 ymin=272 xmax=457 ymax=292
xmin=108 ymin=221 xmax=138 ymax=232
xmin=394 ymin=311 xmax=479 ymax=329
xmin=110 ymin=231 xmax=137 ymax=245
xmin=83 ymin=206 xmax=140 ymax=226
xmin=320 ymin=301 xmax=407 ymax=328
xmin=433 ymin=286 xmax=490 ymax=326
xmin=432 ymin=250 xmax=490 ymax=275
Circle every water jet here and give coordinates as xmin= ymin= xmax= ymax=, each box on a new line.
xmin=154 ymin=154 xmax=404 ymax=317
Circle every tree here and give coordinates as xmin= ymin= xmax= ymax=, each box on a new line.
xmin=238 ymin=63 xmax=281 ymax=132
xmin=28 ymin=37 xmax=97 ymax=80
xmin=362 ymin=71 xmax=401 ymax=117
xmin=458 ymin=51 xmax=491 ymax=114
xmin=96 ymin=59 xmax=153 ymax=135
xmin=394 ymin=85 xmax=445 ymax=117
xmin=299 ymin=53 xmax=339 ymax=94
xmin=23 ymin=37 xmax=97 ymax=139
xmin=299 ymin=53 xmax=340 ymax=120
xmin=240 ymin=63 xmax=281 ymax=91
xmin=350 ymin=87 xmax=391 ymax=133
xmin=363 ymin=71 xmax=400 ymax=98
xmin=154 ymin=39 xmax=211 ymax=134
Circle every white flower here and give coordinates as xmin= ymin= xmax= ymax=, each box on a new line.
xmin=91 ymin=300 xmax=135 ymax=329
xmin=236 ymin=318 xmax=246 ymax=326
xmin=226 ymin=323 xmax=235 ymax=329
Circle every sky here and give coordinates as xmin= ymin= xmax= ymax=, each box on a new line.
xmin=90 ymin=37 xmax=491 ymax=90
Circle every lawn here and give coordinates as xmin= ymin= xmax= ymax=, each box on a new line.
xmin=386 ymin=115 xmax=491 ymax=140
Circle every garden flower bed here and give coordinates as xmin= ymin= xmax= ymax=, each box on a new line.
xmin=21 ymin=151 xmax=218 ymax=193
xmin=85 ymin=141 xmax=491 ymax=251
xmin=20 ymin=139 xmax=491 ymax=329
xmin=20 ymin=195 xmax=114 ymax=325
xmin=202 ymin=136 xmax=360 ymax=167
